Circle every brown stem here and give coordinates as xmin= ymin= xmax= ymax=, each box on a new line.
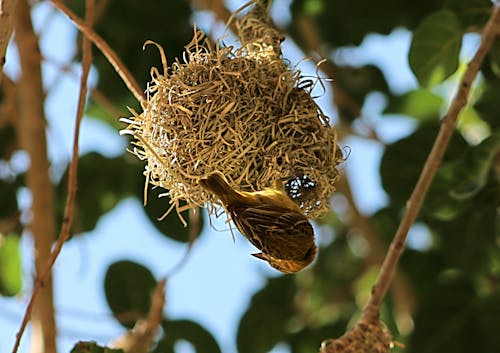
xmin=363 ymin=4 xmax=500 ymax=320
xmin=0 ymin=0 xmax=17 ymax=83
xmin=49 ymin=0 xmax=145 ymax=105
xmin=110 ymin=279 xmax=166 ymax=353
xmin=12 ymin=1 xmax=95 ymax=352
xmin=13 ymin=1 xmax=57 ymax=353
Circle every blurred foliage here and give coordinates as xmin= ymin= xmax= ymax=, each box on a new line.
xmin=156 ymin=319 xmax=222 ymax=353
xmin=104 ymin=260 xmax=158 ymax=328
xmin=0 ymin=233 xmax=22 ymax=296
xmin=104 ymin=260 xmax=220 ymax=351
xmin=70 ymin=341 xmax=124 ymax=353
xmin=142 ymin=187 xmax=205 ymax=243
xmin=409 ymin=10 xmax=462 ymax=87
xmin=290 ymin=0 xmax=443 ymax=47
xmin=3 ymin=0 xmax=500 ymax=352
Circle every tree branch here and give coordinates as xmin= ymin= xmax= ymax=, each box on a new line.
xmin=110 ymin=279 xmax=167 ymax=353
xmin=0 ymin=0 xmax=17 ymax=83
xmin=13 ymin=1 xmax=57 ymax=353
xmin=363 ymin=3 xmax=500 ymax=320
xmin=49 ymin=0 xmax=145 ymax=105
xmin=12 ymin=1 xmax=94 ymax=352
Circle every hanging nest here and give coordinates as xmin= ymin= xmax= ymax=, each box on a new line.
xmin=122 ymin=1 xmax=343 ymax=219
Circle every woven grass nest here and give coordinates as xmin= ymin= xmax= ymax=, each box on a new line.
xmin=122 ymin=2 xmax=343 ymax=220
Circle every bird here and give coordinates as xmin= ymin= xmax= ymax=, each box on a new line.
xmin=199 ymin=172 xmax=317 ymax=273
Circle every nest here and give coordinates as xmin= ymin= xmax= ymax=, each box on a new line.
xmin=320 ymin=317 xmax=393 ymax=353
xmin=122 ymin=1 xmax=343 ymax=219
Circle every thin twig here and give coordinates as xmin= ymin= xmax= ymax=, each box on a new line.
xmin=50 ymin=0 xmax=145 ymax=105
xmin=110 ymin=279 xmax=166 ymax=353
xmin=12 ymin=1 xmax=94 ymax=352
xmin=363 ymin=4 xmax=500 ymax=321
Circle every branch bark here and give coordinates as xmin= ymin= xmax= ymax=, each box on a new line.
xmin=0 ymin=0 xmax=17 ymax=83
xmin=12 ymin=1 xmax=94 ymax=352
xmin=363 ymin=3 xmax=500 ymax=320
xmin=13 ymin=1 xmax=57 ymax=353
xmin=50 ymin=0 xmax=145 ymax=105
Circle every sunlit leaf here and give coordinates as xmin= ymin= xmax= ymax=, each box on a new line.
xmin=0 ymin=234 xmax=22 ymax=296
xmin=384 ymin=89 xmax=443 ymax=121
xmin=104 ymin=260 xmax=157 ymax=328
xmin=457 ymin=106 xmax=491 ymax=144
xmin=409 ymin=10 xmax=462 ymax=87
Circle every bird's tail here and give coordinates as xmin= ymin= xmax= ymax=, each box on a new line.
xmin=199 ymin=172 xmax=244 ymax=206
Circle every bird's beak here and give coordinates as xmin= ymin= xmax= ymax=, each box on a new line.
xmin=251 ymin=252 xmax=269 ymax=261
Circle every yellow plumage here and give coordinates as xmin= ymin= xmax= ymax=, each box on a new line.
xmin=199 ymin=172 xmax=317 ymax=273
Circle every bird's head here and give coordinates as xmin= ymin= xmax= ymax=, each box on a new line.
xmin=252 ymin=245 xmax=317 ymax=273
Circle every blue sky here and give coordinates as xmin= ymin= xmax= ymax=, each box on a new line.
xmin=1 ymin=1 xmax=476 ymax=352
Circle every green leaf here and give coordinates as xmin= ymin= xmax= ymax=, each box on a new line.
xmin=409 ymin=10 xmax=463 ymax=87
xmin=489 ymin=39 xmax=500 ymax=78
xmin=409 ymin=276 xmax=500 ymax=353
xmin=457 ymin=106 xmax=491 ymax=144
xmin=142 ymin=186 xmax=204 ymax=243
xmin=68 ymin=0 xmax=193 ymax=102
xmin=290 ymin=0 xmax=442 ymax=47
xmin=334 ymin=65 xmax=390 ymax=121
xmin=380 ymin=122 xmax=467 ymax=208
xmin=287 ymin=322 xmax=348 ymax=353
xmin=156 ymin=319 xmax=222 ymax=353
xmin=56 ymin=152 xmax=143 ymax=235
xmin=70 ymin=341 xmax=124 ymax=353
xmin=0 ymin=234 xmax=22 ymax=296
xmin=474 ymin=81 xmax=500 ymax=129
xmin=400 ymin=249 xmax=447 ymax=296
xmin=384 ymin=89 xmax=443 ymax=121
xmin=104 ymin=260 xmax=157 ymax=328
xmin=0 ymin=178 xmax=19 ymax=219
xmin=0 ymin=123 xmax=17 ymax=159
xmin=237 ymin=276 xmax=296 ymax=353
xmin=427 ymin=180 xmax=498 ymax=274
xmin=424 ymin=160 xmax=470 ymax=220
xmin=451 ymin=130 xmax=500 ymax=199
xmin=86 ymin=96 xmax=135 ymax=130
xmin=445 ymin=0 xmax=492 ymax=29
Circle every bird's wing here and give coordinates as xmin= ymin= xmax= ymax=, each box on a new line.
xmin=231 ymin=204 xmax=315 ymax=260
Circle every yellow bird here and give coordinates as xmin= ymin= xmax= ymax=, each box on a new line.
xmin=199 ymin=172 xmax=317 ymax=273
